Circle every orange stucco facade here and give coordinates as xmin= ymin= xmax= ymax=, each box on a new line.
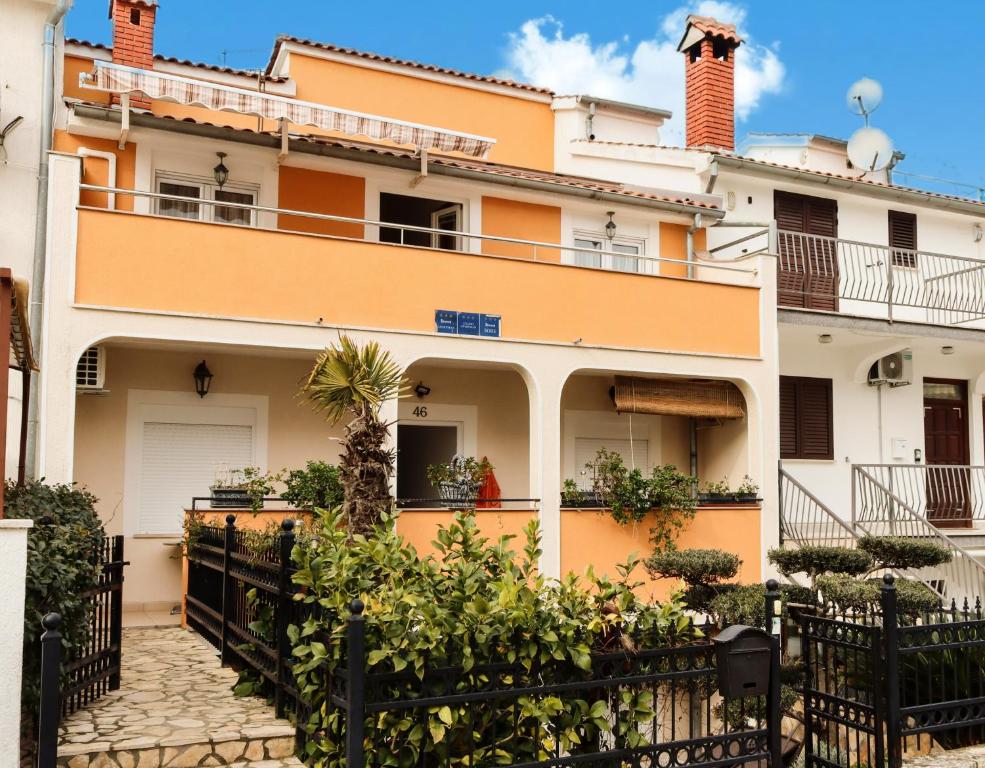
xmin=560 ymin=506 xmax=762 ymax=602
xmin=481 ymin=196 xmax=562 ymax=261
xmin=74 ymin=210 xmax=761 ymax=356
xmin=53 ymin=130 xmax=137 ymax=211
xmin=277 ymin=166 xmax=366 ymax=238
xmin=396 ymin=509 xmax=538 ymax=560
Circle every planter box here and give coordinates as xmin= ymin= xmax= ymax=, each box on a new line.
xmin=210 ymin=488 xmax=252 ymax=509
xmin=698 ymin=493 xmax=759 ymax=505
xmin=560 ymin=491 xmax=607 ymax=508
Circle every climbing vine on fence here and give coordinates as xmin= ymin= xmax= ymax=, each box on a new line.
xmin=290 ymin=509 xmax=699 ymax=767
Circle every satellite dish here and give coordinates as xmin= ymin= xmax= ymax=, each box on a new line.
xmin=847 ymin=126 xmax=894 ymax=173
xmin=847 ymin=78 xmax=883 ymax=117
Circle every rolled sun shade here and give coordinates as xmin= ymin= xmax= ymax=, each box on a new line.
xmin=613 ymin=376 xmax=745 ymax=419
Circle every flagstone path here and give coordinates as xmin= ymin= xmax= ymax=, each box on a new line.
xmin=57 ymin=627 xmax=302 ymax=767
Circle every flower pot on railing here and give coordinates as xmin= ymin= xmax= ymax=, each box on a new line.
xmin=698 ymin=492 xmax=759 ymax=505
xmin=436 ymin=481 xmax=478 ymax=509
xmin=210 ymin=487 xmax=251 ymax=509
xmin=560 ymin=491 xmax=607 ymax=508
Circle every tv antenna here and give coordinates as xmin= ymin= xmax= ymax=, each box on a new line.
xmin=846 ymin=77 xmax=894 ymax=174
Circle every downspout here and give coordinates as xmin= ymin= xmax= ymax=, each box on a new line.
xmin=26 ymin=0 xmax=73 ymax=479
xmin=686 ymin=213 xmax=702 ymax=280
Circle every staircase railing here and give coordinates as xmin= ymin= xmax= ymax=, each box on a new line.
xmin=852 ymin=465 xmax=985 ymax=601
xmin=853 ymin=463 xmax=985 ymax=524
xmin=779 ymin=464 xmax=858 ymax=548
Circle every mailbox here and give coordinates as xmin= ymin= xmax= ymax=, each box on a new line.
xmin=713 ymin=625 xmax=772 ymax=698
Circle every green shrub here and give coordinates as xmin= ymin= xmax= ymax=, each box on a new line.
xmin=768 ymin=546 xmax=873 ymax=579
xmin=645 ymin=548 xmax=741 ymax=586
xmin=816 ymin=574 xmax=939 ymax=615
xmin=857 ymin=535 xmax=952 ymax=571
xmin=279 ymin=460 xmax=343 ymax=511
xmin=6 ymin=481 xmax=104 ymax=723
xmin=708 ymin=584 xmax=766 ymax=627
xmin=291 ymin=509 xmax=698 ymax=766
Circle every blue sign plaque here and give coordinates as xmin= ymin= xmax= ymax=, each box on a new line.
xmin=479 ymin=314 xmax=501 ymax=337
xmin=435 ymin=310 xmax=458 ymax=334
xmin=457 ymin=312 xmax=481 ymax=335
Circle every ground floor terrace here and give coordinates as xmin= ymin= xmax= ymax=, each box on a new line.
xmin=36 ymin=313 xmax=777 ymax=615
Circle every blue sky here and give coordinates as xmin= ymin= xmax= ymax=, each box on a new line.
xmin=66 ymin=1 xmax=984 ymax=196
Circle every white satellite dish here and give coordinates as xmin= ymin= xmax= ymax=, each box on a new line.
xmin=847 ymin=78 xmax=883 ymax=117
xmin=847 ymin=126 xmax=894 ymax=173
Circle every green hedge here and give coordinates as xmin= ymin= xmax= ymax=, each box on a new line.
xmin=816 ymin=573 xmax=940 ymax=614
xmin=5 ymin=481 xmax=104 ymax=723
xmin=767 ymin=546 xmax=873 ymax=578
xmin=857 ymin=535 xmax=952 ymax=570
xmin=644 ymin=548 xmax=741 ymax=586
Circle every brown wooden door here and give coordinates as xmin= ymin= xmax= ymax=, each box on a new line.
xmin=923 ymin=378 xmax=971 ymax=527
xmin=775 ymin=191 xmax=839 ymax=311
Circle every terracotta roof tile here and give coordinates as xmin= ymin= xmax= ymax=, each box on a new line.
xmin=686 ymin=15 xmax=742 ymax=45
xmin=65 ymin=38 xmax=287 ymax=82
xmin=266 ymin=36 xmax=554 ymax=95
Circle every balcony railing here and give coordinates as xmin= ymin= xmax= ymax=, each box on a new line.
xmin=777 ymin=230 xmax=985 ymax=324
xmin=853 ymin=464 xmax=985 ymax=526
xmin=77 ymin=184 xmax=759 ymax=284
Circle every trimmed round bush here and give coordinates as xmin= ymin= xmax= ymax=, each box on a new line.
xmin=816 ymin=573 xmax=940 ymax=615
xmin=645 ymin=548 xmax=741 ymax=586
xmin=857 ymin=535 xmax=952 ymax=570
xmin=708 ymin=584 xmax=766 ymax=627
xmin=768 ymin=546 xmax=873 ymax=578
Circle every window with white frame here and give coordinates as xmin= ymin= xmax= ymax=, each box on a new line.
xmin=572 ymin=232 xmax=645 ymax=273
xmin=155 ymin=173 xmax=258 ymax=227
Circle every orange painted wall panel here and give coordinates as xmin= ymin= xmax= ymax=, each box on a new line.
xmin=53 ymin=131 xmax=137 ymax=211
xmin=481 ymin=196 xmax=561 ymax=262
xmin=75 ymin=211 xmax=761 ymax=356
xmin=277 ymin=166 xmax=366 ymax=238
xmin=560 ymin=506 xmax=762 ymax=602
xmin=397 ymin=510 xmax=537 ymax=560
xmin=64 ymin=55 xmax=111 ymax=105
xmin=288 ymin=54 xmax=554 ymax=171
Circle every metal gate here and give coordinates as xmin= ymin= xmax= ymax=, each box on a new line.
xmin=802 ymin=612 xmax=887 ymax=768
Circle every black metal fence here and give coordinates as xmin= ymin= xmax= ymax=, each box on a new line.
xmin=35 ymin=535 xmax=126 ymax=767
xmin=802 ymin=574 xmax=985 ymax=768
xmin=186 ymin=516 xmax=787 ymax=767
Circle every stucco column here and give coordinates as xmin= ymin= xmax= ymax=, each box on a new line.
xmin=527 ymin=369 xmax=564 ymax=579
xmin=0 ymin=519 xmax=32 ymax=765
xmin=380 ymin=396 xmax=400 ymax=497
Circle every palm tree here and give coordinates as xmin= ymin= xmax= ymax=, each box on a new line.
xmin=300 ymin=336 xmax=406 ymax=535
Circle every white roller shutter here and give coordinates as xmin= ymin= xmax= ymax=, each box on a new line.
xmin=139 ymin=422 xmax=254 ymax=534
xmin=573 ymin=437 xmax=649 ymax=490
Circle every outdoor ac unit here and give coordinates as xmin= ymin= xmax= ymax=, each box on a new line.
xmin=76 ymin=346 xmax=108 ymax=393
xmin=868 ymin=349 xmax=912 ymax=387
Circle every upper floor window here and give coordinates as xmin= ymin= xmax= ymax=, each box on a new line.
xmin=573 ymin=232 xmax=645 ymax=273
xmin=888 ymin=210 xmax=917 ymax=269
xmin=155 ymin=173 xmax=257 ymax=227
xmin=780 ymin=375 xmax=833 ymax=460
xmin=379 ymin=192 xmax=462 ymax=251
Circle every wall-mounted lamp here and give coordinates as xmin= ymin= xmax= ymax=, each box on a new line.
xmin=605 ymin=211 xmax=617 ymax=240
xmin=941 ymin=345 xmax=955 ymax=355
xmin=818 ymin=334 xmax=833 ymax=344
xmin=414 ymin=381 xmax=431 ymax=398
xmin=194 ymin=360 xmax=214 ymax=398
xmin=975 ymin=223 xmax=983 ymax=243
xmin=213 ymin=152 xmax=229 ymax=190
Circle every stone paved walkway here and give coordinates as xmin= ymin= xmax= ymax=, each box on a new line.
xmin=58 ymin=627 xmax=302 ymax=767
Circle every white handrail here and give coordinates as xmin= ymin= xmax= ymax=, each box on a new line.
xmin=78 ymin=184 xmax=760 ymax=277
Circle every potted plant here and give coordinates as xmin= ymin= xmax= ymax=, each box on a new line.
xmin=560 ymin=478 xmax=606 ymax=507
xmin=736 ymin=475 xmax=760 ymax=503
xmin=210 ymin=466 xmax=273 ymax=512
xmin=697 ymin=475 xmax=760 ymax=504
xmin=426 ymin=455 xmax=492 ymax=507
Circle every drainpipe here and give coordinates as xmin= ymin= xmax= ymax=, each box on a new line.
xmin=704 ymin=157 xmax=719 ymax=195
xmin=686 ymin=213 xmax=702 ymax=279
xmin=77 ymin=148 xmax=117 ymax=209
xmin=26 ymin=0 xmax=73 ymax=479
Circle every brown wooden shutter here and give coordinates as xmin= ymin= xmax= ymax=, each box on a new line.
xmin=775 ymin=192 xmax=839 ymax=311
xmin=779 ymin=376 xmax=799 ymax=457
xmin=780 ymin=375 xmax=833 ymax=460
xmin=889 ymin=210 xmax=917 ymax=268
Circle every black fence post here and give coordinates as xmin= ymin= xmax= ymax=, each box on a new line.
xmin=108 ymin=536 xmax=124 ymax=690
xmin=220 ymin=514 xmax=236 ymax=666
xmin=764 ymin=579 xmax=783 ymax=768
xmin=37 ymin=613 xmax=63 ymax=768
xmin=274 ymin=518 xmax=296 ymax=718
xmin=882 ymin=574 xmax=902 ymax=768
xmin=346 ymin=598 xmax=366 ymax=768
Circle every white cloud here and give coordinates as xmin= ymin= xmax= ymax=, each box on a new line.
xmin=498 ymin=2 xmax=784 ymax=145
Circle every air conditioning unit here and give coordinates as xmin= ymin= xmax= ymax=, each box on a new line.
xmin=868 ymin=349 xmax=912 ymax=387
xmin=76 ymin=346 xmax=108 ymax=393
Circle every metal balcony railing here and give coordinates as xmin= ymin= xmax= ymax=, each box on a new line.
xmin=779 ymin=464 xmax=857 ymax=549
xmin=77 ymin=184 xmax=761 ymax=285
xmin=853 ymin=464 xmax=985 ymax=525
xmin=777 ymin=230 xmax=985 ymax=324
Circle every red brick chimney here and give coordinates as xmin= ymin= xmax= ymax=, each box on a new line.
xmin=677 ymin=15 xmax=742 ymax=150
xmin=109 ymin=0 xmax=157 ymax=108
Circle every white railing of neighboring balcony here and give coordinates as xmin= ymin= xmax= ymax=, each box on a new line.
xmin=76 ymin=184 xmax=761 ymax=283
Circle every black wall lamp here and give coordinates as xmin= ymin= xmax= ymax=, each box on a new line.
xmin=605 ymin=211 xmax=617 ymax=240
xmin=213 ymin=152 xmax=229 ymax=190
xmin=414 ymin=381 xmax=431 ymax=398
xmin=194 ymin=360 xmax=214 ymax=398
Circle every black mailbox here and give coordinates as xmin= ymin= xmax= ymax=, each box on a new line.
xmin=713 ymin=625 xmax=772 ymax=698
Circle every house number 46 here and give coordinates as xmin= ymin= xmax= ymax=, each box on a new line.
xmin=412 ymin=406 xmax=428 ymax=418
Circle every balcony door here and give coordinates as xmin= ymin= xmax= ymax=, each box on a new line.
xmin=775 ymin=191 xmax=839 ymax=311
xmin=923 ymin=378 xmax=971 ymax=527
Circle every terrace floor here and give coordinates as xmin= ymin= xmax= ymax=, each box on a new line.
xmin=58 ymin=627 xmax=301 ymax=767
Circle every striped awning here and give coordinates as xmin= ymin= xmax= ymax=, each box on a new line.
xmin=613 ymin=376 xmax=745 ymax=419
xmin=79 ymin=60 xmax=496 ymax=159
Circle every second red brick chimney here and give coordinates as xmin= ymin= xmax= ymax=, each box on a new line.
xmin=109 ymin=0 xmax=157 ymax=108
xmin=677 ymin=15 xmax=742 ymax=150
